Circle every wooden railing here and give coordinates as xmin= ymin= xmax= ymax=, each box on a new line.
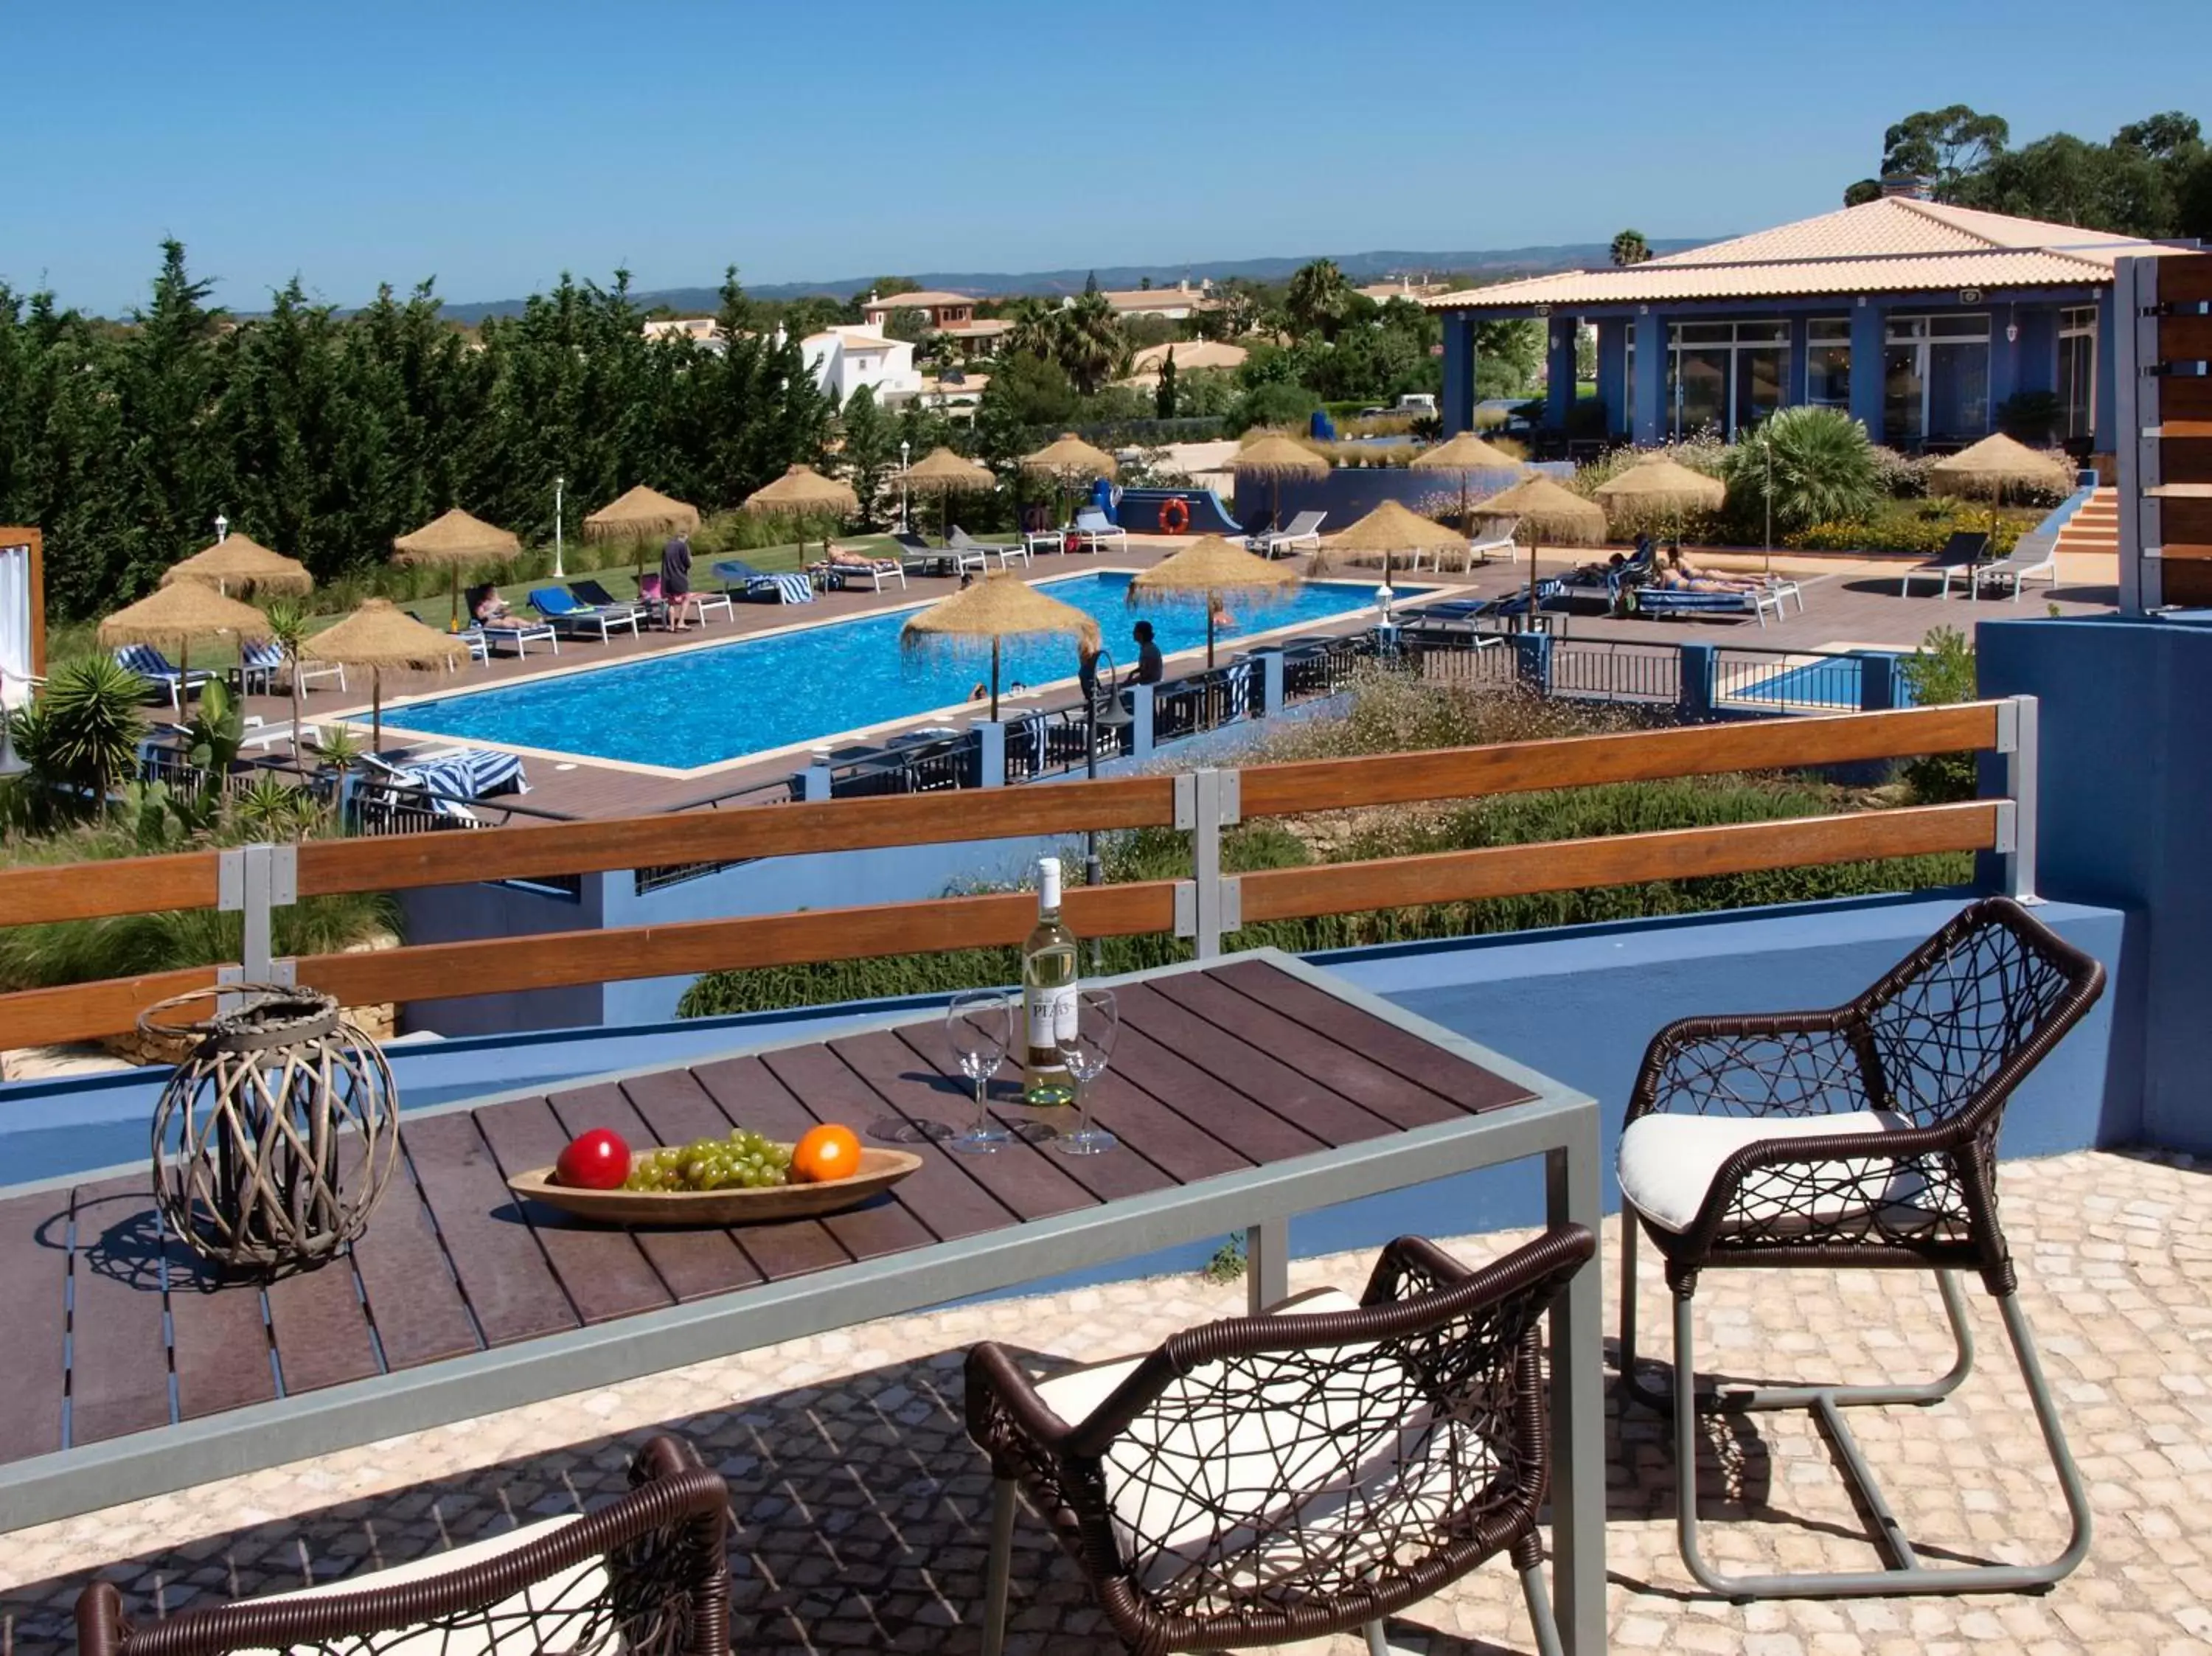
xmin=0 ymin=703 xmax=2026 ymax=1048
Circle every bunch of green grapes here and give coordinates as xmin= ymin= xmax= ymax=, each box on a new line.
xmin=622 ymin=1128 xmax=795 ymax=1192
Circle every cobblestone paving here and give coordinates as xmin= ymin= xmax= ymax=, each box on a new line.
xmin=2 ymin=1149 xmax=2205 ymax=1655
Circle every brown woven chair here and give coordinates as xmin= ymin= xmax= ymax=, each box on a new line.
xmin=1617 ymin=896 xmax=2104 ymax=1600
xmin=74 ymin=1434 xmax=731 ymax=1655
xmin=966 ymin=1224 xmax=1595 ymax=1656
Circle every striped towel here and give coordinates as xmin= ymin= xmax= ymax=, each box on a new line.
xmin=769 ymin=572 xmax=815 ymax=605
xmin=394 ymin=748 xmax=529 ymax=815
xmin=1638 ymin=588 xmax=1754 ymax=614
xmin=1225 ymin=661 xmax=1255 ymax=719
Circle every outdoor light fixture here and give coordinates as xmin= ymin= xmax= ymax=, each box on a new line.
xmin=2006 ymin=307 xmax=2020 ymax=344
xmin=552 ymin=474 xmax=566 ymax=578
xmin=900 ymin=442 xmax=911 ymax=532
xmin=212 ymin=512 xmax=228 ymax=543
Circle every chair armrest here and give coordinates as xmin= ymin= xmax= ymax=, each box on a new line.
xmin=964 ymin=1340 xmax=1084 ymax=1467
xmin=1680 ymin=1115 xmax=1962 ymax=1255
xmin=1627 ymin=1010 xmax=1880 ymax=1127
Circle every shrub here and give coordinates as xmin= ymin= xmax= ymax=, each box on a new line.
xmin=1722 ymin=406 xmax=1882 ymax=534
xmin=2 ymin=655 xmax=150 ymax=827
xmin=1897 ymin=625 xmax=1978 ymax=802
xmin=1786 ymin=499 xmax=2034 ymax=557
xmin=1868 ymin=445 xmax=1936 ymax=498
xmin=1226 ymin=381 xmax=1324 ymax=436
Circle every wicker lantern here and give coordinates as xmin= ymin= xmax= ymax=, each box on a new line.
xmin=147 ymin=986 xmax=400 ymax=1274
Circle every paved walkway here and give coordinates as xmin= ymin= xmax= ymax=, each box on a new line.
xmin=2 ymin=1147 xmax=2202 ymax=1655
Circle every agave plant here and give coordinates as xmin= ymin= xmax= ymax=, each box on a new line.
xmin=7 ymin=655 xmax=150 ymax=817
xmin=1723 ymin=406 xmax=1882 ymax=536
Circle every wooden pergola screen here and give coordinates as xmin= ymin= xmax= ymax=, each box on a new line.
xmin=2117 ymin=254 xmax=2212 ymax=610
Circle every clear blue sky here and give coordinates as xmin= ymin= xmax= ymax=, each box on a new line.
xmin=10 ymin=0 xmax=2211 ymax=316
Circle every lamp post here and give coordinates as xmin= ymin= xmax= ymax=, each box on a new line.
xmin=899 ymin=442 xmax=911 ymax=532
xmin=213 ymin=512 xmax=228 ymax=544
xmin=552 ymin=475 xmax=566 ymax=579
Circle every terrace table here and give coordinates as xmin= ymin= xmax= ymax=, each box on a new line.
xmin=0 ymin=950 xmax=1605 ymax=1653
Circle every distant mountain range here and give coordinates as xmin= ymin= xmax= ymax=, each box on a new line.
xmin=430 ymin=240 xmax=1709 ymax=324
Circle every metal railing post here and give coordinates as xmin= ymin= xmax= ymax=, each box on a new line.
xmin=1172 ymin=767 xmax=1242 ymax=959
xmin=217 ymin=842 xmax=299 ymax=989
xmin=1999 ymin=695 xmax=2040 ymax=904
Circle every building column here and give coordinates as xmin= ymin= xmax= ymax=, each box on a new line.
xmin=1787 ymin=316 xmax=1809 ymax=409
xmin=1440 ymin=313 xmax=1475 ymax=436
xmin=1632 ymin=310 xmax=1666 ymax=445
xmin=1596 ymin=320 xmax=1629 ymax=436
xmin=1848 ymin=300 xmax=1886 ymax=443
xmin=1544 ymin=316 xmax=1577 ymax=429
xmin=2012 ymin=305 xmax=2059 ymax=395
xmin=2093 ymin=298 xmax=2118 ymax=455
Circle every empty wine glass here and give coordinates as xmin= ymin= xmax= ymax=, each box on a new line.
xmin=946 ymin=991 xmax=1014 ymax=1155
xmin=1054 ymin=988 xmax=1119 ymax=1156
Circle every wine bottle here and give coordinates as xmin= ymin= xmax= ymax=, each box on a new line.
xmin=1021 ymin=857 xmax=1078 ymax=1107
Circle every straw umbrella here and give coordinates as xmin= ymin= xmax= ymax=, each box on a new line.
xmin=1230 ymin=434 xmax=1329 ymax=534
xmin=583 ymin=484 xmax=700 ymax=542
xmin=1929 ymin=434 xmax=2075 ymax=567
xmin=744 ymin=464 xmax=860 ymax=565
xmin=160 ymin=533 xmax=313 ymax=598
xmin=1408 ymin=432 xmax=1526 ymax=529
xmin=1593 ymin=455 xmax=1726 ymax=554
xmin=301 ymin=598 xmax=467 ymax=753
xmin=100 ymin=582 xmax=270 ymax=690
xmin=905 ymin=446 xmax=996 ymax=541
xmin=1021 ymin=434 xmax=1118 ymax=528
xmin=1479 ymin=475 xmax=1607 ymax=629
xmin=1129 ymin=535 xmax=1301 ymax=670
xmin=1318 ymin=499 xmax=1473 ymax=591
xmin=394 ymin=509 xmax=521 ymax=628
xmin=900 ymin=573 xmax=1099 ymax=721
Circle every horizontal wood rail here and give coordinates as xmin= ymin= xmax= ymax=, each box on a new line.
xmin=0 ymin=965 xmax=221 ymax=1051
xmin=0 ymin=851 xmax=223 ymax=928
xmin=1237 ymin=704 xmax=2001 ymax=820
xmin=1239 ymin=803 xmax=2001 ymax=925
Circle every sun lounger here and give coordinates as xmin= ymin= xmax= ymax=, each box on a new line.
xmin=566 ymin=579 xmax=655 ymax=625
xmin=113 ymin=644 xmax=215 ymax=710
xmin=1959 ymin=540 xmax=2057 ymax=601
xmin=529 ymin=586 xmax=641 ymax=641
xmin=1066 ymin=507 xmax=1127 ymax=555
xmin=1243 ymin=509 xmax=1326 ymax=558
xmin=1899 ymin=531 xmax=1991 ymax=596
xmin=810 ymin=551 xmax=909 ymax=593
xmin=1636 ymin=585 xmax=1786 ymax=625
xmin=236 ymin=639 xmax=347 ymax=698
xmin=951 ymin=526 xmax=1029 ymax=568
xmin=459 ymin=617 xmax=558 ymax=661
xmin=713 ymin=559 xmax=815 ymax=604
xmin=359 ymin=745 xmax=529 ymax=821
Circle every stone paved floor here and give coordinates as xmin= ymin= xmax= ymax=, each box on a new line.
xmin=2 ymin=1149 xmax=2205 ymax=1655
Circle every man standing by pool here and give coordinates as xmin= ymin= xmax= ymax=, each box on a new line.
xmin=661 ymin=530 xmax=702 ymax=630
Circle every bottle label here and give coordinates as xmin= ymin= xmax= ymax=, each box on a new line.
xmin=1026 ymin=984 xmax=1077 ymax=1052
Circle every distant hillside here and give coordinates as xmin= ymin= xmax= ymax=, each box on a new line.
xmin=433 ymin=240 xmax=1708 ymax=323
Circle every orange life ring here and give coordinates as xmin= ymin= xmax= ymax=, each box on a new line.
xmin=1158 ymin=496 xmax=1191 ymax=535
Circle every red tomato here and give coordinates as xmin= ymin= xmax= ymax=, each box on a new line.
xmin=555 ymin=1128 xmax=630 ymax=1190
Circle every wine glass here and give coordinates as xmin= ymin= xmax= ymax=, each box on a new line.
xmin=1054 ymin=988 xmax=1119 ymax=1156
xmin=945 ymin=991 xmax=1014 ymax=1155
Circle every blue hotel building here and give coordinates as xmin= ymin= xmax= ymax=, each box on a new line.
xmin=1429 ymin=188 xmax=2195 ymax=456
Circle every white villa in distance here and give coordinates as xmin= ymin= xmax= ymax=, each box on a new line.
xmin=802 ymin=325 xmax=922 ymax=407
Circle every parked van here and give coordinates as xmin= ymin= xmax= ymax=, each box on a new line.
xmin=1394 ymin=393 xmax=1436 ymax=413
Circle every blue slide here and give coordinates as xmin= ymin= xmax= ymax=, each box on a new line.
xmin=1116 ymin=487 xmax=1243 ymax=535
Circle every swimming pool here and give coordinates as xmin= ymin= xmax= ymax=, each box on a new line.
xmin=386 ymin=571 xmax=1396 ymax=771
xmin=1720 ymin=654 xmax=1916 ymax=712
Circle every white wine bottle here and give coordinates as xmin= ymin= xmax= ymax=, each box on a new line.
xmin=1021 ymin=857 xmax=1078 ymax=1107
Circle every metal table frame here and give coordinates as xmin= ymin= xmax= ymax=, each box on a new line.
xmin=0 ymin=948 xmax=1605 ymax=1655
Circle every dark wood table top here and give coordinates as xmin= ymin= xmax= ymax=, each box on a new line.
xmin=0 ymin=956 xmax=1541 ymax=1475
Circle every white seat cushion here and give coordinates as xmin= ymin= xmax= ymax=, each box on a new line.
xmin=242 ymin=1514 xmax=605 ymax=1656
xmin=1617 ymin=1110 xmax=1929 ymax=1234
xmin=1034 ymin=1288 xmax=1505 ymax=1598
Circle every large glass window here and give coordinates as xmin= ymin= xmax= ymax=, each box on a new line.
xmin=1666 ymin=320 xmax=1789 ymax=437
xmin=1807 ymin=318 xmax=1851 ymax=406
xmin=1882 ymin=313 xmax=1990 ymax=448
xmin=2058 ymin=306 xmax=2096 ymax=443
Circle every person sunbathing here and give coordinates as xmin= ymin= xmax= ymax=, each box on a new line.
xmin=823 ymin=543 xmax=892 ymax=570
xmin=1657 ymin=550 xmax=1765 ymax=593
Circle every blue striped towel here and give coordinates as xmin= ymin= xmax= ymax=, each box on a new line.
xmin=392 ymin=748 xmax=529 ymax=815
xmin=770 ymin=572 xmax=814 ymax=605
xmin=1225 ymin=661 xmax=1255 ymax=719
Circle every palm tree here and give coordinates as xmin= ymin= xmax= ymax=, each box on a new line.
xmin=1004 ymin=297 xmax=1062 ymax=364
xmin=1610 ymin=229 xmax=1652 ymax=267
xmin=1284 ymin=258 xmax=1354 ymax=342
xmin=1057 ymin=290 xmax=1124 ymax=397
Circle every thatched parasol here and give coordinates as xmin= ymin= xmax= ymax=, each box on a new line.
xmin=905 ymin=446 xmax=996 ymax=540
xmin=584 ymin=484 xmax=700 ymax=543
xmin=394 ymin=508 xmax=522 ymax=627
xmin=1318 ymin=500 xmax=1470 ymax=588
xmin=1409 ymin=433 xmax=1526 ymax=529
xmin=302 ymin=598 xmax=468 ymax=751
xmin=901 ymin=573 xmax=1099 ymax=721
xmin=100 ymin=582 xmax=270 ymax=689
xmin=1479 ymin=475 xmax=1606 ymax=627
xmin=1129 ymin=535 xmax=1300 ymax=669
xmin=161 ymin=533 xmax=313 ymax=598
xmin=744 ymin=464 xmax=860 ymax=563
xmin=1930 ymin=434 xmax=2075 ymax=547
xmin=1593 ymin=455 xmax=1726 ymax=545
xmin=1021 ymin=434 xmax=1118 ymax=526
xmin=1231 ymin=434 xmax=1329 ymax=534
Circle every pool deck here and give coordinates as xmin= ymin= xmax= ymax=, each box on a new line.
xmin=234 ymin=539 xmax=2119 ymax=823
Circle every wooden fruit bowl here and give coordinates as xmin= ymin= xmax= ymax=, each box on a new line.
xmin=507 ymin=1147 xmax=922 ymax=1227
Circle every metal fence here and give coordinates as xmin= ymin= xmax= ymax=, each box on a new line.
xmin=1714 ymin=648 xmax=1867 ymax=714
xmin=1549 ymin=640 xmax=1683 ymax=703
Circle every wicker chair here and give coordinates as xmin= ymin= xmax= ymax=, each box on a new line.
xmin=1617 ymin=897 xmax=2104 ymax=1600
xmin=966 ymin=1224 xmax=1596 ymax=1656
xmin=74 ymin=1434 xmax=731 ymax=1655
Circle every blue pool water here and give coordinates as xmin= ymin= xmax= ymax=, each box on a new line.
xmin=389 ymin=572 xmax=1394 ymax=769
xmin=1724 ymin=655 xmax=1917 ymax=712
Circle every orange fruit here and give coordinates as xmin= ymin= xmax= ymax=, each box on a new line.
xmin=791 ymin=1123 xmax=862 ymax=1183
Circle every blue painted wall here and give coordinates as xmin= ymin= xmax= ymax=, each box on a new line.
xmin=1977 ymin=614 xmax=2212 ymax=1151
xmin=1234 ymin=463 xmax=1558 ymax=532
